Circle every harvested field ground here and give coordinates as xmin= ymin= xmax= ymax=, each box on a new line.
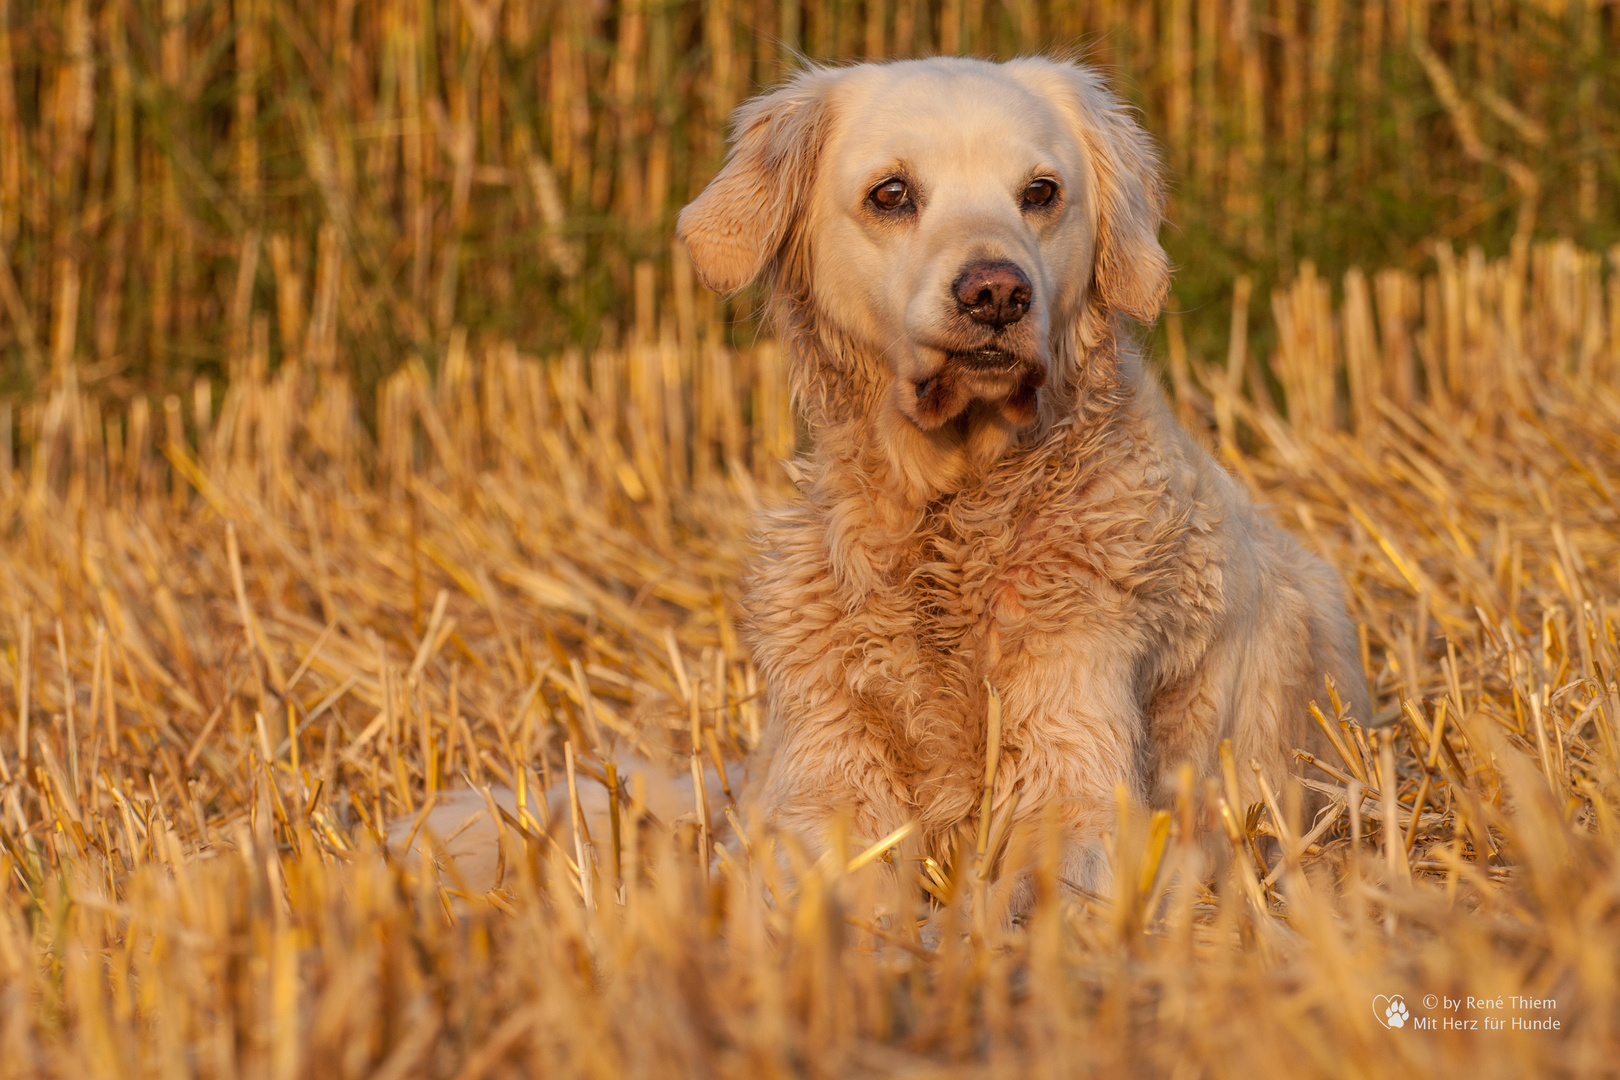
xmin=1 ymin=238 xmax=1619 ymax=1077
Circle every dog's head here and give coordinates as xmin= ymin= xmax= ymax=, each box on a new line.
xmin=678 ymin=56 xmax=1169 ymax=434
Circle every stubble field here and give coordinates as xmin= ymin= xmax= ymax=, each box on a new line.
xmin=3 ymin=1 xmax=1620 ymax=1076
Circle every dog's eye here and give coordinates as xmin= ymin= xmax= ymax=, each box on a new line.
xmin=868 ymin=179 xmax=910 ymax=212
xmin=1022 ymin=179 xmax=1057 ymax=209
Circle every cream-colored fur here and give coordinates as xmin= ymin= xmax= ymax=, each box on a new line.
xmin=678 ymin=56 xmax=1370 ymax=890
xmin=388 ymin=760 xmax=741 ymax=897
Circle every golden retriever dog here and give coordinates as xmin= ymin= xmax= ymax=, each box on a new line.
xmin=678 ymin=56 xmax=1370 ymax=890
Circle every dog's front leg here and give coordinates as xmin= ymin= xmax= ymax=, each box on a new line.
xmin=746 ymin=702 xmax=913 ymax=863
xmin=995 ymin=640 xmax=1146 ymax=897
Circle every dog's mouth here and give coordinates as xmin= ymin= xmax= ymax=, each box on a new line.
xmin=952 ymin=348 xmax=1022 ymax=373
xmin=912 ymin=348 xmax=1037 ymax=402
xmin=907 ymin=350 xmax=1047 ymax=432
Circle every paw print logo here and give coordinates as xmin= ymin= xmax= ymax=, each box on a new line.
xmin=1373 ymin=994 xmax=1409 ymax=1029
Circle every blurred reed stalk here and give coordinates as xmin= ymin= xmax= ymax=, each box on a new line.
xmin=0 ymin=0 xmax=1614 ymax=403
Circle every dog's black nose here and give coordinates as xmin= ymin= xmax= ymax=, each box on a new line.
xmin=953 ymin=261 xmax=1032 ymax=328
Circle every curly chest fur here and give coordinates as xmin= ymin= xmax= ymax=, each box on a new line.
xmin=745 ymin=426 xmax=1227 ymax=820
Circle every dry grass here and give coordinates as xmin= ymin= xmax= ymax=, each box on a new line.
xmin=4 ymin=3 xmax=1619 ymax=1075
xmin=0 ymin=235 xmax=1618 ymax=1077
xmin=1 ymin=0 xmax=1616 ymax=396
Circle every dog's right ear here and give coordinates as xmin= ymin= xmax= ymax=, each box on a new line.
xmin=677 ymin=68 xmax=839 ymax=296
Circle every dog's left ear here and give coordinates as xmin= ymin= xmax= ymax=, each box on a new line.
xmin=677 ymin=67 xmax=841 ymax=296
xmin=1008 ymin=60 xmax=1170 ymax=324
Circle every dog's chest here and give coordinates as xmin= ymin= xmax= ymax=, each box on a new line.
xmin=892 ymin=486 xmax=1164 ymax=693
xmin=832 ymin=462 xmax=1194 ymax=752
xmin=746 ymin=430 xmax=1221 ymax=827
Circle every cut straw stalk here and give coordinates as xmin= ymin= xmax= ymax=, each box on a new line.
xmin=691 ymin=679 xmax=710 ymax=882
xmin=1402 ymin=698 xmax=1449 ymax=853
xmin=564 ymin=740 xmax=594 ymax=912
xmin=975 ymin=680 xmax=1003 ymax=862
